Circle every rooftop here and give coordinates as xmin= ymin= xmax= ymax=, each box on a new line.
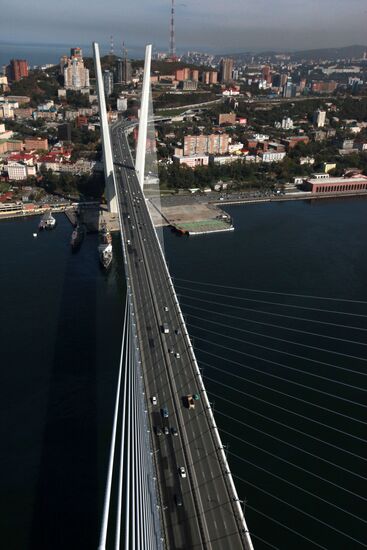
xmin=307 ymin=175 xmax=367 ymax=184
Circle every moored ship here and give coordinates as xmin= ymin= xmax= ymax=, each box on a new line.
xmin=70 ymin=223 xmax=86 ymax=250
xmin=39 ymin=211 xmax=56 ymax=230
xmin=98 ymin=223 xmax=113 ymax=269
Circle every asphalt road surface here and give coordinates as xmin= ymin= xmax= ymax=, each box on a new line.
xmin=110 ymin=120 xmax=249 ymax=550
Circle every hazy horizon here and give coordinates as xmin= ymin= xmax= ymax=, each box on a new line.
xmin=2 ymin=0 xmax=367 ymax=58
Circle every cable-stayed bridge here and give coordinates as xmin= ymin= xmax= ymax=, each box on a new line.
xmin=93 ymin=43 xmax=254 ymax=550
xmin=93 ymin=41 xmax=367 ymax=550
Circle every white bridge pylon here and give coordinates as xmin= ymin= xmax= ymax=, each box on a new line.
xmin=93 ymin=42 xmax=118 ymax=213
xmin=135 ymin=44 xmax=152 ymax=189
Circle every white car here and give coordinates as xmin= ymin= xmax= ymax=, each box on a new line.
xmin=151 ymin=396 xmax=157 ymax=405
xmin=179 ymin=466 xmax=186 ymax=478
xmin=175 ymin=352 xmax=180 ymax=359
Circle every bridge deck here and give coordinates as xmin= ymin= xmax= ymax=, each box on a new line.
xmin=111 ymin=122 xmax=251 ymax=550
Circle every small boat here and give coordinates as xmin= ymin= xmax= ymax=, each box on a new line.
xmin=70 ymin=224 xmax=86 ymax=250
xmin=33 ymin=233 xmax=38 ymax=238
xmin=98 ymin=242 xmax=113 ymax=269
xmin=39 ymin=211 xmax=56 ymax=230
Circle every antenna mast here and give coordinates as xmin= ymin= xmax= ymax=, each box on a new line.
xmin=169 ymin=0 xmax=176 ymax=59
xmin=110 ymin=35 xmax=114 ymax=55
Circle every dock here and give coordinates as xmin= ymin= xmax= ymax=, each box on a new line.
xmin=64 ymin=205 xmax=120 ymax=233
xmin=147 ymin=197 xmax=233 ymax=235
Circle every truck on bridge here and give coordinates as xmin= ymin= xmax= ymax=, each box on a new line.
xmin=185 ymin=393 xmax=200 ymax=409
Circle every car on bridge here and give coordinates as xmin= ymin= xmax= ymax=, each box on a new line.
xmin=161 ymin=407 xmax=169 ymax=418
xmin=174 ymin=494 xmax=183 ymax=507
xmin=179 ymin=466 xmax=186 ymax=478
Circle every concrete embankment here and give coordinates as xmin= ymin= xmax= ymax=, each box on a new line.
xmin=211 ymin=189 xmax=367 ymax=207
xmin=64 ymin=206 xmax=120 ymax=233
xmin=147 ymin=197 xmax=233 ymax=235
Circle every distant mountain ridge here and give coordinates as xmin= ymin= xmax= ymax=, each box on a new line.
xmin=218 ymin=45 xmax=367 ymax=62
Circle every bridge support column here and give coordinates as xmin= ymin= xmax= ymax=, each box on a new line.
xmin=93 ymin=42 xmax=118 ymax=213
xmin=135 ymin=44 xmax=152 ymax=189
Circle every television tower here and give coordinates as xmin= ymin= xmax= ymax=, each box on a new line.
xmin=110 ymin=35 xmax=114 ymax=55
xmin=169 ymin=0 xmax=176 ymax=59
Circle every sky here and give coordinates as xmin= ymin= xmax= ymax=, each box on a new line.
xmin=1 ymin=0 xmax=367 ymax=56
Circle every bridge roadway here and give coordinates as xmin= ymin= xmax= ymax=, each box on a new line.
xmin=111 ymin=120 xmax=248 ymax=550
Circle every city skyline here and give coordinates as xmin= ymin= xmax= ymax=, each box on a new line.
xmin=1 ymin=0 xmax=367 ymax=54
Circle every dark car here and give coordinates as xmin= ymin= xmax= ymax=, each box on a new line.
xmin=155 ymin=426 xmax=162 ymax=436
xmin=174 ymin=494 xmax=183 ymax=507
xmin=161 ymin=407 xmax=169 ymax=418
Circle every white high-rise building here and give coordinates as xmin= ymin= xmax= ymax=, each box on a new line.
xmin=62 ymin=48 xmax=90 ymax=90
xmin=117 ymin=96 xmax=128 ymax=112
xmin=281 ymin=117 xmax=294 ymax=130
xmin=103 ymin=70 xmax=114 ymax=97
xmin=313 ymin=109 xmax=326 ymax=128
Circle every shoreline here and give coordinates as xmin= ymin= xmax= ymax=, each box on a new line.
xmin=148 ymin=189 xmax=367 ymax=234
xmin=210 ymin=189 xmax=367 ymax=207
xmin=1 ymin=190 xmax=366 ymax=233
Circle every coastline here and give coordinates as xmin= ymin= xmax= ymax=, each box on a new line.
xmin=147 ymin=188 xmax=367 ymax=234
xmin=2 ymin=189 xmax=367 ymax=235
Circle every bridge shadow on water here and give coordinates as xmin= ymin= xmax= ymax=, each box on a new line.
xmin=29 ymin=220 xmax=125 ymax=550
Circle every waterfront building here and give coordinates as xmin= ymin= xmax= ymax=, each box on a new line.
xmin=304 ymin=174 xmax=367 ymax=193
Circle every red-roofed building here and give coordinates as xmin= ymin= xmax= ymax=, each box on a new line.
xmin=304 ymin=174 xmax=367 ymax=193
xmin=8 ymin=152 xmax=36 ymax=164
xmin=0 ymin=191 xmax=13 ymax=203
